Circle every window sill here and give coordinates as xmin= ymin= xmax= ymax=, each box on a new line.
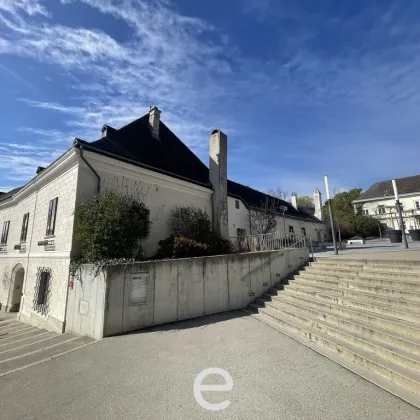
xmin=44 ymin=235 xmax=55 ymax=239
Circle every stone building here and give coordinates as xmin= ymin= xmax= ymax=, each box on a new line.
xmin=352 ymin=175 xmax=420 ymax=232
xmin=0 ymin=107 xmax=326 ymax=332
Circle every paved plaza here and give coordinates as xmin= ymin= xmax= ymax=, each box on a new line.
xmin=1 ymin=310 xmax=419 ymax=420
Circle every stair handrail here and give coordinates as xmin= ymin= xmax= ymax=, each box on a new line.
xmin=240 ymin=233 xmax=309 ymax=284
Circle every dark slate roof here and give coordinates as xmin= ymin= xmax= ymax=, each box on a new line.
xmin=76 ymin=115 xmax=211 ymax=187
xmin=76 ymin=112 xmax=322 ymax=223
xmin=355 ymin=175 xmax=420 ymax=201
xmin=227 ymin=180 xmax=322 ymax=222
xmin=0 ymin=187 xmax=24 ymax=202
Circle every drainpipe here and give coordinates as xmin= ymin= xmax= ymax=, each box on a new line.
xmin=79 ymin=144 xmax=101 ymax=195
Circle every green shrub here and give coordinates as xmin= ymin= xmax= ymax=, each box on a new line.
xmin=72 ymin=191 xmax=151 ymax=273
xmin=172 ymin=237 xmax=208 ymax=258
xmin=168 ymin=205 xmax=212 ymax=242
xmin=154 ymin=235 xmax=175 ymax=259
xmin=208 ymin=235 xmax=234 ymax=255
xmin=350 ymin=215 xmax=383 ymax=239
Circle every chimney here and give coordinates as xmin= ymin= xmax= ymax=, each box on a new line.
xmin=291 ymin=192 xmax=298 ymax=209
xmin=149 ymin=106 xmax=161 ymax=139
xmin=36 ymin=167 xmax=46 ymax=175
xmin=314 ymin=188 xmax=324 ymax=221
xmin=209 ymin=129 xmax=228 ymax=238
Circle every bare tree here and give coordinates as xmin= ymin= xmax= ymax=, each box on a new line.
xmin=267 ymin=187 xmax=289 ymax=201
xmin=1 ymin=265 xmax=10 ymax=291
xmin=296 ymin=196 xmax=314 ymax=208
xmin=248 ymin=197 xmax=278 ymax=235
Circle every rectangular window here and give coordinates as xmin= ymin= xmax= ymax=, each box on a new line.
xmin=378 ymin=205 xmax=386 ymax=215
xmin=46 ymin=197 xmax=58 ymax=236
xmin=235 ymin=200 xmax=240 ymax=209
xmin=289 ymin=226 xmax=294 ymax=233
xmin=1 ymin=221 xmax=10 ymax=245
xmin=363 ymin=209 xmax=369 ymax=216
xmin=301 ymin=227 xmax=306 ymax=236
xmin=416 ymin=201 xmax=420 ymax=210
xmin=20 ymin=213 xmax=30 ymax=242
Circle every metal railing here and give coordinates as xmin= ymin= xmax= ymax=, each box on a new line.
xmin=230 ymin=232 xmax=308 ymax=254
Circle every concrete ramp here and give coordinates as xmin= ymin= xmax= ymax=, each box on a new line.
xmin=247 ymin=257 xmax=420 ymax=409
xmin=0 ymin=314 xmax=96 ymax=377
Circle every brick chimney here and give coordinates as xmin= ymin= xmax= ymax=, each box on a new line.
xmin=314 ymin=188 xmax=324 ymax=221
xmin=149 ymin=106 xmax=161 ymax=139
xmin=209 ymin=129 xmax=228 ymax=238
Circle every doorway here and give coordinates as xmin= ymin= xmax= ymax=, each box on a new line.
xmin=316 ymin=231 xmax=322 ymax=242
xmin=10 ymin=265 xmax=25 ymax=312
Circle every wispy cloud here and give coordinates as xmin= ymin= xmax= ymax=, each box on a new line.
xmin=1 ymin=0 xmax=420 ymax=197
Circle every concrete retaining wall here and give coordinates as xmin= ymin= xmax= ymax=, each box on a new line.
xmin=65 ymin=248 xmax=309 ymax=339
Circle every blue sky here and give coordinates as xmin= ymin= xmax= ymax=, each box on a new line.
xmin=1 ymin=0 xmax=420 ymax=199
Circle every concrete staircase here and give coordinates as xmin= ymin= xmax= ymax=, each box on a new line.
xmin=0 ymin=315 xmax=95 ymax=377
xmin=247 ymin=258 xmax=420 ymax=408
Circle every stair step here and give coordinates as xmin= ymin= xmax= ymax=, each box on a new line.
xmin=0 ymin=336 xmax=95 ymax=377
xmin=0 ymin=333 xmax=70 ymax=362
xmin=254 ymin=299 xmax=420 ymax=357
xmin=294 ymin=273 xmax=420 ymax=293
xmin=248 ymin=304 xmax=420 ymax=394
xmin=0 ymin=328 xmax=50 ymax=345
xmin=304 ymin=266 xmax=420 ymax=281
xmin=0 ymin=320 xmax=20 ymax=330
xmin=0 ymin=325 xmax=37 ymax=339
xmin=263 ymin=293 xmax=420 ymax=339
xmin=286 ymin=281 xmax=420 ymax=308
xmin=313 ymin=258 xmax=420 ymax=270
xmin=0 ymin=331 xmax=55 ymax=353
xmin=0 ymin=323 xmax=32 ymax=334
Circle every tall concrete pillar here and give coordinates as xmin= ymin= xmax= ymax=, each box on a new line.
xmin=291 ymin=192 xmax=298 ymax=209
xmin=314 ymin=188 xmax=324 ymax=221
xmin=209 ymin=129 xmax=228 ymax=238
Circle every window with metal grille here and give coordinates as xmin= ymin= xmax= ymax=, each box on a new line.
xmin=235 ymin=200 xmax=240 ymax=209
xmin=1 ymin=221 xmax=10 ymax=245
xmin=20 ymin=213 xmax=30 ymax=242
xmin=33 ymin=267 xmax=51 ymax=315
xmin=46 ymin=197 xmax=58 ymax=236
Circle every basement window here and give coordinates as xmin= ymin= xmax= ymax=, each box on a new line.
xmin=33 ymin=267 xmax=51 ymax=315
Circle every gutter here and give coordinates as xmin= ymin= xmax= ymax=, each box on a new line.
xmin=78 ymin=143 xmax=101 ymax=195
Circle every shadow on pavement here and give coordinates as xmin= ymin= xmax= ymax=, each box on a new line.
xmin=121 ymin=310 xmax=249 ymax=336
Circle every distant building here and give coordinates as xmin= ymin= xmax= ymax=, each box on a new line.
xmin=352 ymin=175 xmax=420 ymax=232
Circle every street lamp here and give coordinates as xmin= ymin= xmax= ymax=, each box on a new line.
xmin=325 ymin=176 xmax=338 ymax=255
xmin=392 ymin=179 xmax=408 ymax=249
xmin=279 ymin=205 xmax=288 ymax=233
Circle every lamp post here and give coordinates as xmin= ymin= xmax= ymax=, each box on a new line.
xmin=279 ymin=205 xmax=288 ymax=233
xmin=325 ymin=175 xmax=338 ymax=255
xmin=392 ymin=179 xmax=408 ymax=249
